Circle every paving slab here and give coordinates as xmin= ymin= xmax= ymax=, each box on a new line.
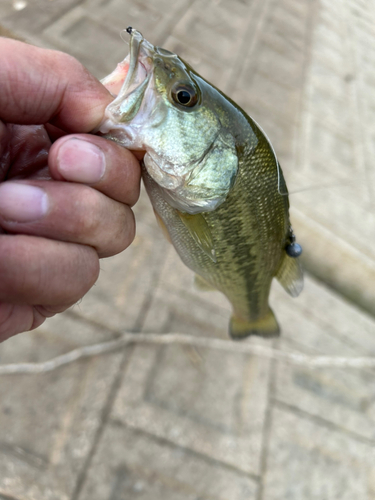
xmin=267 ymin=271 xmax=375 ymax=442
xmin=78 ymin=423 xmax=259 ymax=500
xmin=109 ymin=248 xmax=271 ymax=477
xmin=67 ymin=190 xmax=169 ymax=333
xmin=0 ymin=315 xmax=124 ymax=500
xmin=262 ymin=406 xmax=375 ymax=500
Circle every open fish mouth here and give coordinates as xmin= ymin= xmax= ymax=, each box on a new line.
xmin=100 ymin=28 xmax=155 ymax=125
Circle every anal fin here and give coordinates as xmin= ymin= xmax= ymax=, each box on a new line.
xmin=276 ymin=254 xmax=303 ymax=298
xmin=194 ymin=274 xmax=217 ymax=291
xmin=229 ymin=308 xmax=280 ymax=339
xmin=153 ymin=209 xmax=172 ymax=244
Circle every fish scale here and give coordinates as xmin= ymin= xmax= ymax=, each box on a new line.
xmin=99 ymin=28 xmax=303 ymax=339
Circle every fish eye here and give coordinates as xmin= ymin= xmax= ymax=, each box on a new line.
xmin=171 ymin=83 xmax=198 ymax=107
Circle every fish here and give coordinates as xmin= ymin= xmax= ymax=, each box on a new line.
xmin=98 ymin=27 xmax=303 ymax=339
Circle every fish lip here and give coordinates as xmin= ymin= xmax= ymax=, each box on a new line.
xmin=116 ymin=29 xmax=154 ymax=101
xmin=97 ymin=29 xmax=158 ymax=144
xmin=101 ymin=29 xmax=154 ymax=127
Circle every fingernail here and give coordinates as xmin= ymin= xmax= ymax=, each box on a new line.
xmin=0 ymin=183 xmax=48 ymax=222
xmin=57 ymin=139 xmax=106 ymax=184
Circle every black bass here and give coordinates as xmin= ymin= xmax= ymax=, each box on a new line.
xmin=99 ymin=28 xmax=303 ymax=339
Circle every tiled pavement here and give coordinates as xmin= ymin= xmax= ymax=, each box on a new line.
xmin=1 ymin=0 xmax=375 ymax=498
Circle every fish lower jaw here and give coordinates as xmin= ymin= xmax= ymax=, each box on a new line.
xmin=145 ymin=170 xmax=179 ymax=191
xmin=97 ymin=120 xmax=143 ymax=149
xmin=144 ymin=152 xmax=184 ymax=189
xmin=143 ymin=167 xmax=221 ymax=215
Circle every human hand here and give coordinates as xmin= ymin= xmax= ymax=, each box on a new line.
xmin=0 ymin=38 xmax=141 ymax=342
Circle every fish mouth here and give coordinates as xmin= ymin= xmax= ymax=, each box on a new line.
xmin=101 ymin=28 xmax=155 ymax=125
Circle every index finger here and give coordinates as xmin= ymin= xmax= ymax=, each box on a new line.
xmin=0 ymin=38 xmax=113 ymax=132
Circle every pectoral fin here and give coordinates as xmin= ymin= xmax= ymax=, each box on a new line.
xmin=194 ymin=274 xmax=217 ymax=291
xmin=229 ymin=309 xmax=280 ymax=339
xmin=176 ymin=211 xmax=217 ymax=263
xmin=276 ymin=254 xmax=304 ymax=297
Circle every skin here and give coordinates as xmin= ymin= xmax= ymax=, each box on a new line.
xmin=103 ymin=31 xmax=302 ymax=337
xmin=0 ymin=38 xmax=143 ymax=343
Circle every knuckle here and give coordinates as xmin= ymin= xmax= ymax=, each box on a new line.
xmin=77 ymin=257 xmax=100 ymax=298
xmin=72 ymin=187 xmax=102 ymax=238
xmin=0 ymin=303 xmax=16 ymax=341
xmin=55 ymin=51 xmax=82 ymax=73
xmin=0 ymin=303 xmax=34 ymax=342
xmin=98 ymin=206 xmax=135 ymax=258
xmin=54 ymin=245 xmax=99 ymax=305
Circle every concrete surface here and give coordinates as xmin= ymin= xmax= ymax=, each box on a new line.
xmin=1 ymin=0 xmax=375 ymax=498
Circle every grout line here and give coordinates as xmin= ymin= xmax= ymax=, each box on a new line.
xmin=109 ymin=418 xmax=261 ymax=484
xmin=256 ymin=343 xmax=277 ymax=500
xmin=155 ymin=0 xmax=198 ymax=47
xmin=224 ymin=0 xmax=273 ymax=96
xmin=70 ymin=249 xmax=167 ymax=500
xmin=64 ymin=309 xmax=124 ymax=338
xmin=274 ymin=399 xmax=375 ymax=446
xmin=289 ymin=0 xmax=319 ymax=174
xmin=70 ymin=345 xmax=135 ymax=500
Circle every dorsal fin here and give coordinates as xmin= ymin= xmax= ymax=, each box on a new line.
xmin=176 ymin=211 xmax=217 ymax=262
xmin=276 ymin=253 xmax=304 ymax=297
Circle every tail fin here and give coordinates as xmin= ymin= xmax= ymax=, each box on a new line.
xmin=229 ymin=308 xmax=280 ymax=340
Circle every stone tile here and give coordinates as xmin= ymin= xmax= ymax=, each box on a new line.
xmin=306 ymin=85 xmax=353 ymax=135
xmin=230 ymin=96 xmax=296 ymax=169
xmin=259 ymin=26 xmax=305 ymax=58
xmin=292 ymin=179 xmax=375 ymax=261
xmin=41 ymin=6 xmax=130 ymax=78
xmin=69 ymin=189 xmax=169 ymax=332
xmin=284 ymin=0 xmax=375 ymax=313
xmin=110 ymin=247 xmax=271 ymax=475
xmin=171 ymin=0 xmax=252 ymax=66
xmin=0 ymin=1 xmax=20 ymax=19
xmin=239 ymin=71 xmax=301 ymax=121
xmin=1 ymin=0 xmax=81 ymax=35
xmin=267 ymin=274 xmax=375 ymax=441
xmin=0 ymin=316 xmax=124 ymax=500
xmin=280 ymin=0 xmax=310 ymax=19
xmin=270 ymin=273 xmax=375 ymax=355
xmin=0 ymin=24 xmax=24 ymax=40
xmin=79 ymin=423 xmax=258 ymax=500
xmin=0 ymin=312 xmax=118 ymax=366
xmin=274 ymin=353 xmax=375 ymax=441
xmin=86 ymin=0 xmax=191 ymax=47
xmin=231 ymin=0 xmax=312 ymax=173
xmin=112 ymin=339 xmax=270 ymax=474
xmin=252 ymin=43 xmax=306 ymax=89
xmin=163 ymin=35 xmax=224 ymax=89
xmin=304 ymin=121 xmax=355 ymax=176
xmin=262 ymin=407 xmax=375 ymax=500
